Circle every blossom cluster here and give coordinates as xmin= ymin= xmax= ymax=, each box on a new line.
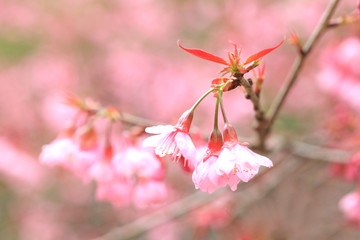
xmin=324 ymin=98 xmax=360 ymax=227
xmin=143 ymin=42 xmax=280 ymax=193
xmin=38 ymin=40 xmax=281 ymax=209
xmin=39 ymin=95 xmax=167 ymax=209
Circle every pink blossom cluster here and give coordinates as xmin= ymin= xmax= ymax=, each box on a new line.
xmin=325 ymin=107 xmax=360 ymax=227
xmin=317 ymin=38 xmax=360 ymax=112
xmin=144 ymin=113 xmax=272 ymax=193
xmin=144 ymin=42 xmax=275 ymax=193
xmin=39 ymin=99 xmax=167 ymax=209
xmin=331 ymin=152 xmax=360 ymax=183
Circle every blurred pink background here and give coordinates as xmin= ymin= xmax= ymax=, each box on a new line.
xmin=0 ymin=0 xmax=359 ymax=239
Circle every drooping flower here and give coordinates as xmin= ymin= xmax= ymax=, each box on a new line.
xmin=101 ymin=140 xmax=168 ymax=208
xmin=39 ymin=137 xmax=78 ymax=168
xmin=178 ymin=40 xmax=284 ymax=76
xmin=113 ymin=145 xmax=164 ymax=180
xmin=143 ymin=109 xmax=197 ymax=165
xmin=192 ymin=128 xmax=229 ymax=193
xmin=193 ymin=124 xmax=273 ymax=193
xmin=88 ymin=144 xmax=116 ymax=183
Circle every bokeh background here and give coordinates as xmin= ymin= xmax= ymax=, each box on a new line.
xmin=0 ymin=0 xmax=359 ymax=239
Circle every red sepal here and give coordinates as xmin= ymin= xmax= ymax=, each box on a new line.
xmin=178 ymin=41 xmax=229 ymax=65
xmin=243 ymin=39 xmax=285 ymax=65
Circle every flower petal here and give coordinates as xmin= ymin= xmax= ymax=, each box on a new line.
xmin=178 ymin=41 xmax=229 ymax=65
xmin=243 ymin=39 xmax=285 ymax=65
xmin=142 ymin=134 xmax=166 ymax=148
xmin=175 ymin=132 xmax=197 ymax=165
xmin=145 ymin=125 xmax=174 ymax=134
xmin=216 ymin=148 xmax=236 ymax=175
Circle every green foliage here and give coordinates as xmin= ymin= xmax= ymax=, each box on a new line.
xmin=0 ymin=35 xmax=38 ymax=62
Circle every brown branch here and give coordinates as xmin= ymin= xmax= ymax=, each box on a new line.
xmin=239 ymin=77 xmax=265 ymax=121
xmin=258 ymin=0 xmax=341 ymax=149
xmin=236 ymin=76 xmax=267 ymax=149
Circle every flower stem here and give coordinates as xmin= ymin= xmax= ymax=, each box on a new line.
xmin=219 ymin=88 xmax=229 ymax=124
xmin=190 ymin=88 xmax=215 ymax=113
xmin=214 ymin=89 xmax=221 ymax=130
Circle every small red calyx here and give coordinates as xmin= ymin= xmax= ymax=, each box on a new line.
xmin=176 ymin=109 xmax=194 ymax=132
xmin=205 ymin=128 xmax=223 ymax=160
xmin=103 ymin=144 xmax=114 ymax=162
xmin=223 ymin=123 xmax=238 ymax=146
xmin=77 ymin=126 xmax=98 ymax=150
xmin=179 ymin=39 xmax=284 ymax=77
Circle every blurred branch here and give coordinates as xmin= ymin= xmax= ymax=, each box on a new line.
xmin=120 ymin=112 xmax=163 ymax=127
xmin=92 ymin=190 xmax=226 ymax=240
xmin=285 ymin=139 xmax=350 ymax=163
xmin=261 ymin=0 xmax=341 ymax=149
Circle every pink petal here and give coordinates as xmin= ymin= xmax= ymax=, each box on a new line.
xmin=142 ymin=134 xmax=167 ymax=148
xmin=175 ymin=132 xmax=197 ymax=166
xmin=216 ymin=148 xmax=237 ymax=175
xmin=145 ymin=125 xmax=175 ymax=134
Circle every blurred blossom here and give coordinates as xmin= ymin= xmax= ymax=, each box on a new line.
xmin=0 ymin=0 xmax=359 ymax=238
xmin=339 ymin=190 xmax=360 ymax=227
xmin=0 ymin=138 xmax=46 ymax=194
xmin=41 ymin=93 xmax=78 ymax=131
xmin=317 ymin=37 xmax=360 ymax=111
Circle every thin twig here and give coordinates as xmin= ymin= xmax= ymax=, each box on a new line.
xmin=260 ymin=0 xmax=341 ymax=148
xmin=239 ymin=77 xmax=265 ymax=121
xmin=92 ymin=190 xmax=225 ymax=240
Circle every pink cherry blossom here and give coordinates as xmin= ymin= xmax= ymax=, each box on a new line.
xmin=113 ymin=146 xmax=164 ymax=180
xmin=193 ymin=124 xmax=272 ymax=193
xmin=69 ymin=148 xmax=99 ymax=182
xmin=0 ymin=138 xmax=46 ymax=193
xmin=40 ymin=133 xmax=100 ymax=182
xmin=39 ymin=137 xmax=78 ymax=168
xmin=339 ymin=190 xmax=360 ymax=227
xmin=192 ymin=156 xmax=231 ymax=193
xmin=143 ymin=109 xmax=197 ymax=165
xmin=192 ymin=128 xmax=227 ymax=193
xmin=88 ymin=145 xmax=116 ymax=183
xmin=216 ymin=124 xmax=272 ymax=186
xmin=96 ymin=180 xmax=133 ymax=208
xmin=216 ymin=145 xmax=272 ymax=184
xmin=133 ymin=180 xmax=167 ymax=209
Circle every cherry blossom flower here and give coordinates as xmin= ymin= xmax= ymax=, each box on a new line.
xmin=143 ymin=109 xmax=197 ymax=165
xmin=133 ymin=180 xmax=167 ymax=209
xmin=193 ymin=124 xmax=272 ymax=193
xmin=113 ymin=146 xmax=164 ymax=180
xmin=216 ymin=124 xmax=273 ymax=186
xmin=88 ymin=145 xmax=116 ymax=183
xmin=192 ymin=128 xmax=228 ymax=193
xmin=39 ymin=137 xmax=78 ymax=168
xmin=96 ymin=179 xmax=133 ymax=208
xmin=339 ymin=190 xmax=360 ymax=227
